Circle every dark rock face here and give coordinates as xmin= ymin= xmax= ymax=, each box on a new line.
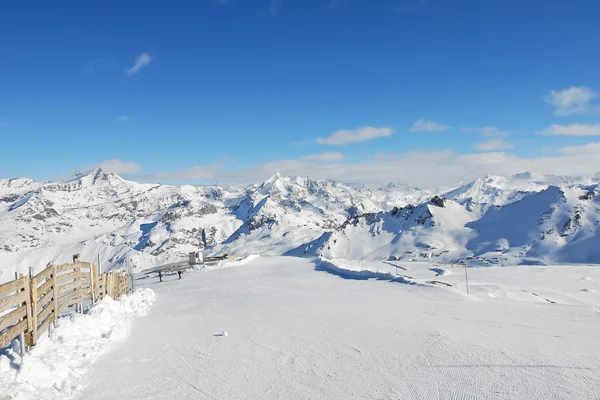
xmin=430 ymin=196 xmax=446 ymax=208
xmin=581 ymin=190 xmax=595 ymax=201
xmin=0 ymin=194 xmax=22 ymax=203
xmin=560 ymin=208 xmax=583 ymax=237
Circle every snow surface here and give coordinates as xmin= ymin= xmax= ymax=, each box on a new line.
xmin=0 ymin=289 xmax=155 ymax=400
xmin=74 ymin=256 xmax=600 ymax=400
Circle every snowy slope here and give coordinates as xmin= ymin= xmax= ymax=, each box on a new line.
xmin=77 ymin=257 xmax=600 ymax=400
xmin=468 ymin=184 xmax=600 ymax=264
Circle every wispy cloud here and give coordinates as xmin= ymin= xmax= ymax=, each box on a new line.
xmin=473 ymin=138 xmax=513 ymax=151
xmin=316 ymin=126 xmax=395 ymax=145
xmin=545 ymin=86 xmax=600 ymax=116
xmin=409 ymin=119 xmax=449 ymax=132
xmin=133 ymin=141 xmax=600 ymax=187
xmin=125 ymin=53 xmax=153 ymax=76
xmin=462 ymin=126 xmax=509 ymax=138
xmin=538 ymin=123 xmax=600 ymax=136
xmin=301 ymin=152 xmax=345 ymax=162
xmin=138 ymin=162 xmax=225 ymax=181
xmin=186 ymin=143 xmax=600 ymax=187
xmin=114 ymin=115 xmax=129 ymax=123
xmin=60 ymin=159 xmax=142 ymax=180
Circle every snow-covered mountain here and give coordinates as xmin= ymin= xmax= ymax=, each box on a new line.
xmin=298 ymin=182 xmax=600 ymax=265
xmin=1 ymin=169 xmax=599 ymax=281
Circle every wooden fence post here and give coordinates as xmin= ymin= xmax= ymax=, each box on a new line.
xmin=107 ymin=272 xmax=112 ymax=298
xmin=90 ymin=263 xmax=97 ymax=304
xmin=28 ymin=267 xmax=37 ymax=347
xmin=52 ymin=265 xmax=58 ymax=328
xmin=78 ymin=264 xmax=83 ymax=313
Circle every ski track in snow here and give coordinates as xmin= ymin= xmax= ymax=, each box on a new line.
xmin=73 ymin=257 xmax=600 ymax=400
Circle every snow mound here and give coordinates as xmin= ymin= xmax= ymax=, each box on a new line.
xmin=0 ymin=288 xmax=155 ymax=400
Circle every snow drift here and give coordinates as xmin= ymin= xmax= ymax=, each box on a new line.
xmin=0 ymin=288 xmax=155 ymax=400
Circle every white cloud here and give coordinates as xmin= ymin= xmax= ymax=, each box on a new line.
xmin=409 ymin=119 xmax=449 ymax=132
xmin=545 ymin=86 xmax=600 ymax=116
xmin=125 ymin=53 xmax=152 ymax=76
xmin=114 ymin=115 xmax=129 ymax=122
xmin=538 ymin=123 xmax=600 ymax=136
xmin=96 ymin=159 xmax=141 ymax=174
xmin=137 ymin=142 xmax=600 ymax=188
xmin=316 ymin=126 xmax=395 ymax=145
xmin=301 ymin=152 xmax=345 ymax=162
xmin=138 ymin=163 xmax=222 ymax=181
xmin=559 ymin=142 xmax=600 ymax=155
xmin=462 ymin=126 xmax=509 ymax=138
xmin=473 ymin=138 xmax=513 ymax=151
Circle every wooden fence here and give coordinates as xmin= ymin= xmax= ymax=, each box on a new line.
xmin=0 ymin=262 xmax=130 ymax=350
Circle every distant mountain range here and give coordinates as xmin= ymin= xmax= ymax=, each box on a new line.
xmin=1 ymin=169 xmax=599 ymax=280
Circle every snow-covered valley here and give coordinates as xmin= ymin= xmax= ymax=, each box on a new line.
xmin=1 ymin=169 xmax=599 ymax=282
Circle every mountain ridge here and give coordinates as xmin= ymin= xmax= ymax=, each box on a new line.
xmin=1 ymin=169 xmax=599 ymax=281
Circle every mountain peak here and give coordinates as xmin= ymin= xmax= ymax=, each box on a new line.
xmin=265 ymin=172 xmax=283 ymax=182
xmin=70 ymin=167 xmax=126 ymax=188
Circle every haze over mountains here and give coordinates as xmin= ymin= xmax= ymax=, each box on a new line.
xmin=1 ymin=168 xmax=599 ymax=281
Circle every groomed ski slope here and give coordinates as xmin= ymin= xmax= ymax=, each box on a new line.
xmin=79 ymin=257 xmax=600 ymax=400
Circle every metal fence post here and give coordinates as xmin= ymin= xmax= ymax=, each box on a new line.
xmin=464 ymin=261 xmax=470 ymax=295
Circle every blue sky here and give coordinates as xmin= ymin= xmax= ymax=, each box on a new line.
xmin=1 ymin=0 xmax=600 ymax=186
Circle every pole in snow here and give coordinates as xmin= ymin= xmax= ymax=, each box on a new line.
xmin=464 ymin=261 xmax=470 ymax=295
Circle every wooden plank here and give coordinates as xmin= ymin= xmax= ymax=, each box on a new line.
xmin=0 ymin=290 xmax=26 ymax=314
xmin=0 ymin=306 xmax=26 ymax=332
xmin=32 ymin=267 xmax=53 ymax=284
xmin=0 ymin=276 xmax=26 ymax=300
xmin=35 ymin=317 xmax=52 ymax=343
xmin=36 ymin=277 xmax=54 ymax=300
xmin=0 ymin=319 xmax=27 ymax=348
xmin=54 ymin=263 xmax=77 ymax=273
xmin=58 ymin=291 xmax=80 ymax=310
xmin=37 ymin=289 xmax=53 ymax=311
xmin=36 ymin=303 xmax=54 ymax=328
xmin=58 ymin=280 xmax=80 ymax=296
xmin=56 ymin=270 xmax=79 ymax=285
